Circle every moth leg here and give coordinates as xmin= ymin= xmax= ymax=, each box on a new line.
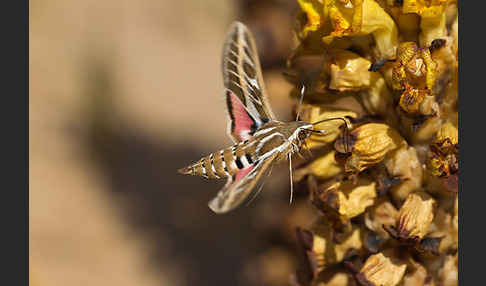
xmin=302 ymin=140 xmax=313 ymax=159
xmin=288 ymin=153 xmax=294 ymax=205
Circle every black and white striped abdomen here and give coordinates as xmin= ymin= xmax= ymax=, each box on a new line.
xmin=178 ymin=142 xmax=257 ymax=179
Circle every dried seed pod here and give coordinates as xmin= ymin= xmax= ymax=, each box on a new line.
xmin=384 ymin=192 xmax=436 ymax=244
xmin=383 ymin=146 xmax=423 ymax=204
xmin=354 ymin=249 xmax=407 ymax=286
xmin=364 ymin=198 xmax=399 ymax=238
xmin=334 ymin=123 xmax=407 ymax=175
xmin=325 ymin=49 xmax=372 ymax=91
xmin=313 ymin=178 xmax=377 ymax=221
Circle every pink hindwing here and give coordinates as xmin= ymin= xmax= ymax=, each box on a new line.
xmin=227 ymin=91 xmax=256 ymax=142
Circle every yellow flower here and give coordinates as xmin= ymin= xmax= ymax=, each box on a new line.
xmin=392 ymin=42 xmax=438 ymax=92
xmin=295 ymin=0 xmax=399 ymax=58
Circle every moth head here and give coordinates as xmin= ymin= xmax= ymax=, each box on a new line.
xmin=297 ymin=117 xmax=350 ymax=145
xmin=290 ymin=122 xmax=314 ymax=147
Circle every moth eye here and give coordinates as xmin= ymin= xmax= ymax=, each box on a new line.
xmin=298 ymin=130 xmax=308 ymax=141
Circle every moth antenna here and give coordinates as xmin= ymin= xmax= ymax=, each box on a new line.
xmin=288 ymin=153 xmax=294 ymax=205
xmin=295 ymin=85 xmax=306 ymax=121
xmin=311 ymin=117 xmax=349 ymax=128
xmin=312 ymin=117 xmax=350 ymax=153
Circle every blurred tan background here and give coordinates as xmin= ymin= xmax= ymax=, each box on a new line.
xmin=30 ymin=0 xmax=306 ymax=285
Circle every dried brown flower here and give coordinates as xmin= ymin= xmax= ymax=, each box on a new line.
xmin=425 ymin=121 xmax=458 ymax=194
xmin=296 ymin=221 xmax=364 ymax=283
xmin=384 ymin=192 xmax=436 ymax=247
xmin=334 ymin=123 xmax=407 ymax=175
xmin=312 ymin=177 xmax=377 ymax=221
xmin=354 ymin=249 xmax=407 ymax=286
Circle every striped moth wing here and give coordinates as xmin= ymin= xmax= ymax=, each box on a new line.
xmin=222 ymin=21 xmax=276 ymax=143
xmin=208 ymin=152 xmax=278 ymax=213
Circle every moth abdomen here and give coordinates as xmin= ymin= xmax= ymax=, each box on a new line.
xmin=177 ymin=165 xmax=193 ymax=175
